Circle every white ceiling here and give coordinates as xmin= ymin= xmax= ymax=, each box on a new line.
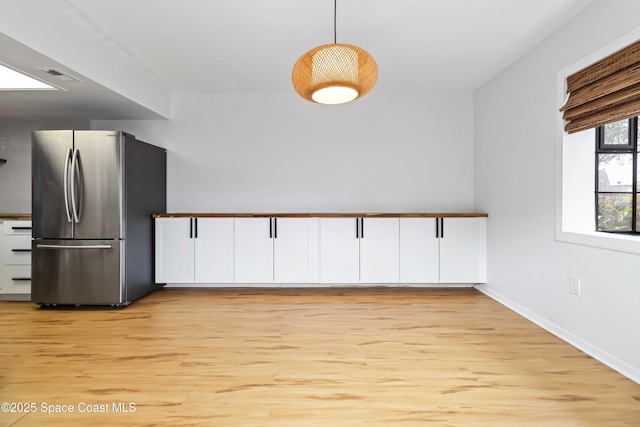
xmin=0 ymin=0 xmax=592 ymax=119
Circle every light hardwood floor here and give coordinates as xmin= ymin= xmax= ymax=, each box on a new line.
xmin=1 ymin=288 xmax=638 ymax=426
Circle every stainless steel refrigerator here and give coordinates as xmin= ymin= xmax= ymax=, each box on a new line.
xmin=31 ymin=130 xmax=166 ymax=306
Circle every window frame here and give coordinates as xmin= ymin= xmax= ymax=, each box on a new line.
xmin=594 ymin=117 xmax=639 ymax=234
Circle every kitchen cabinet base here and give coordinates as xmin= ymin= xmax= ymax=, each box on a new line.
xmin=0 ymin=294 xmax=30 ymax=301
xmin=163 ymin=283 xmax=476 ymax=289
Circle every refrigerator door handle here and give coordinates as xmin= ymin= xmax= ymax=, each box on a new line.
xmin=36 ymin=244 xmax=112 ymax=250
xmin=63 ymin=148 xmax=73 ymax=223
xmin=70 ymin=148 xmax=82 ymax=223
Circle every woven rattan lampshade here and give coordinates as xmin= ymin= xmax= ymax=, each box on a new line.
xmin=292 ymin=43 xmax=378 ymax=104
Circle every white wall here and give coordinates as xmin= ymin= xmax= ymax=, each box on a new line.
xmin=95 ymin=90 xmax=475 ymax=213
xmin=474 ymin=0 xmax=640 ymax=382
xmin=0 ymin=119 xmax=89 ymax=213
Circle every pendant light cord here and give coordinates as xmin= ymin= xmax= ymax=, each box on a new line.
xmin=333 ymin=0 xmax=337 ymax=44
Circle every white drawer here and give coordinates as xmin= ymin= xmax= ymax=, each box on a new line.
xmin=1 ymin=265 xmax=31 ymax=294
xmin=2 ymin=221 xmax=32 ymax=236
xmin=2 ymin=235 xmax=32 ymax=265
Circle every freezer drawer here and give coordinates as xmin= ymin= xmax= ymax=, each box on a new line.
xmin=31 ymin=239 xmax=125 ymax=305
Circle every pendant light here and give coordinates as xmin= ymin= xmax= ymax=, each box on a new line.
xmin=291 ymin=0 xmax=378 ymax=105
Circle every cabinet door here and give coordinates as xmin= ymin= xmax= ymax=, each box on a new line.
xmin=234 ymin=218 xmax=273 ymax=283
xmin=155 ymin=218 xmax=194 ymax=283
xmin=399 ymin=218 xmax=439 ymax=283
xmin=2 ymin=235 xmax=32 ymax=265
xmin=359 ymin=218 xmax=400 ymax=283
xmin=0 ymin=221 xmax=32 ymax=295
xmin=273 ymin=218 xmax=320 ymax=283
xmin=319 ymin=218 xmax=360 ymax=284
xmin=1 ymin=266 xmax=31 ymax=294
xmin=2 ymin=220 xmax=32 ymax=236
xmin=439 ymin=217 xmax=487 ymax=283
xmin=194 ymin=218 xmax=234 ymax=283
xmin=2 ymin=221 xmax=32 ymax=266
xmin=0 ymin=223 xmax=2 ymax=291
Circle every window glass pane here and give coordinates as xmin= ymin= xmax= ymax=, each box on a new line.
xmin=598 ymin=153 xmax=633 ymax=191
xmin=603 ymin=119 xmax=630 ymax=146
xmin=597 ymin=193 xmax=633 ymax=231
xmin=603 ymin=120 xmax=630 ymax=146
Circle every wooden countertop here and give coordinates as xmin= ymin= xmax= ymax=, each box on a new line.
xmin=0 ymin=214 xmax=32 ymax=220
xmin=153 ymin=213 xmax=488 ymax=218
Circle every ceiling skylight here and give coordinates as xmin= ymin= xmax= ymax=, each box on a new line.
xmin=0 ymin=63 xmax=55 ymax=90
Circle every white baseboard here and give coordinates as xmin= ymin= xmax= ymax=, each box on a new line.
xmin=164 ymin=283 xmax=475 ymax=288
xmin=474 ymin=284 xmax=640 ymax=385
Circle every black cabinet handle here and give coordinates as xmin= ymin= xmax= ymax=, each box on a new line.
xmin=12 ymin=226 xmax=32 ymax=230
xmin=12 ymin=278 xmax=31 ymax=281
xmin=435 ymin=217 xmax=440 ymax=238
xmin=274 ymin=218 xmax=277 ymax=239
xmin=189 ymin=218 xmax=193 ymax=238
xmin=355 ymin=218 xmax=365 ymax=238
xmin=269 ymin=218 xmax=273 ymax=238
xmin=195 ymin=218 xmax=198 ymax=238
xmin=440 ymin=218 xmax=444 ymax=239
xmin=12 ymin=249 xmax=31 ymax=252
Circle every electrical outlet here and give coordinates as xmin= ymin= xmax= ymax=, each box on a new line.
xmin=569 ymin=276 xmax=581 ymax=296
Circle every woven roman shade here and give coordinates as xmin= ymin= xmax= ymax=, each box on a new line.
xmin=560 ymin=40 xmax=640 ymax=134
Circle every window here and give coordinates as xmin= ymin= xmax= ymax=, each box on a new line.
xmin=557 ymin=28 xmax=640 ymax=255
xmin=595 ymin=117 xmax=640 ymax=233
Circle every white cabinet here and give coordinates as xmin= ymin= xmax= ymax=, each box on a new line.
xmin=234 ymin=218 xmax=273 ymax=283
xmin=399 ymin=217 xmax=486 ymax=284
xmin=359 ymin=218 xmax=399 ymax=283
xmin=155 ymin=217 xmax=234 ymax=284
xmin=154 ymin=214 xmax=486 ymax=287
xmin=439 ymin=217 xmax=486 ymax=283
xmin=0 ymin=220 xmax=33 ymax=296
xmin=319 ymin=218 xmax=399 ymax=284
xmin=155 ymin=218 xmax=194 ymax=283
xmin=320 ymin=218 xmax=360 ymax=284
xmin=399 ymin=218 xmax=439 ymax=283
xmin=234 ymin=217 xmax=319 ymax=284
xmin=273 ymin=218 xmax=320 ymax=283
xmin=194 ymin=218 xmax=234 ymax=283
